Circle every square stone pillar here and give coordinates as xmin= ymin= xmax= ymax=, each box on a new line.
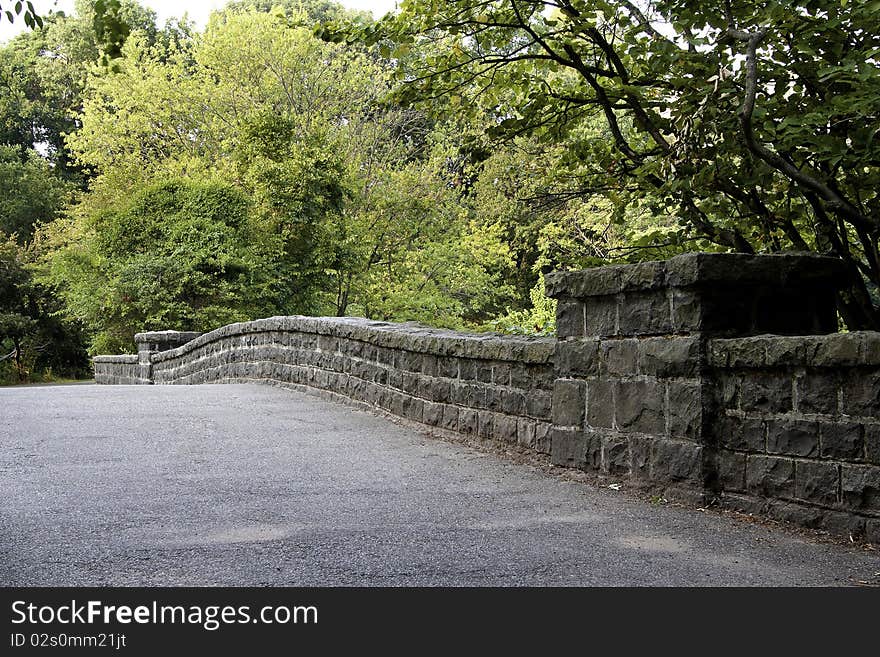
xmin=544 ymin=253 xmax=847 ymax=500
xmin=134 ymin=330 xmax=202 ymax=384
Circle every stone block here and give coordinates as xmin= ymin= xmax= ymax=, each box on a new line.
xmin=517 ymin=418 xmax=536 ymax=448
xmin=535 ymin=422 xmax=552 ymax=454
xmin=545 ymin=266 xmax=622 ymax=298
xmin=498 ymin=390 xmax=522 ymax=415
xmin=842 ymin=371 xmax=880 ymax=417
xmin=527 ymin=363 xmax=556 ymax=390
xmin=601 ymin=435 xmax=630 ymax=475
xmin=459 ymin=358 xmax=479 ymax=381
xmin=765 ymin=501 xmax=826 ymax=530
xmin=722 ymin=337 xmax=767 ymax=367
xmin=766 ymin=419 xmax=819 ymax=458
xmin=526 ymin=390 xmax=552 ymax=420
xmin=628 ymin=436 xmax=652 ymax=478
xmin=718 ymin=450 xmax=746 ymax=492
xmin=550 ymin=427 xmax=600 ymax=470
xmin=492 ymin=362 xmax=512 ymax=387
xmin=494 ymin=415 xmax=519 ymax=443
xmin=639 ymin=336 xmax=701 ymax=377
xmin=867 ymin=519 xmax=880 ymax=545
xmin=840 ymin=465 xmax=880 ymax=510
xmin=746 ymin=455 xmax=795 ymax=498
xmin=423 ymin=401 xmax=443 ymax=427
xmin=865 ymin=425 xmax=880 ymax=465
xmin=477 ymin=411 xmax=495 ymax=440
xmin=469 ymin=384 xmax=488 ymax=409
xmin=586 ymin=380 xmax=615 ymax=429
xmin=556 ymin=339 xmax=600 ymax=377
xmin=402 ymin=371 xmax=420 ymax=392
xmin=556 ymin=300 xmax=586 ymax=338
xmin=820 ymin=511 xmax=867 ymax=539
xmin=585 ymin=297 xmax=618 ymax=337
xmin=421 ymin=354 xmax=438 ymax=377
xmin=390 ymin=391 xmax=407 ymax=418
xmin=508 ymin=364 xmax=532 ymax=388
xmin=715 ymin=373 xmax=739 ymax=409
xmin=707 ymin=340 xmax=729 ymax=368
xmin=387 ymin=369 xmax=403 ymax=391
xmin=459 ymin=408 xmax=479 ymax=435
xmin=549 ymin=427 xmax=584 ymax=468
xmin=600 ymin=339 xmax=639 ymax=376
xmin=399 ymin=351 xmax=420 ymax=373
xmin=806 ymin=334 xmax=861 ymax=367
xmin=437 ymin=357 xmax=459 ymax=379
xmin=820 ymin=422 xmax=863 ymax=461
xmin=764 ymin=337 xmax=805 ymax=367
xmin=796 ymin=373 xmax=839 ymax=415
xmin=620 ymin=261 xmax=666 ymax=291
xmin=739 ymin=373 xmax=793 ymax=413
xmin=552 ymin=379 xmax=586 ymax=427
xmin=864 ymin=333 xmax=880 ymax=365
xmin=485 ymin=387 xmax=504 ymax=413
xmin=430 ymin=379 xmax=452 ymax=404
xmin=616 ymin=380 xmax=665 ymax=435
xmin=617 ymin=291 xmax=672 ymax=336
xmin=667 ymin=381 xmax=702 ymax=441
xmin=670 ymin=288 xmax=702 ymax=333
xmin=650 ymin=440 xmax=702 ymax=483
xmin=450 ymin=382 xmax=470 ymax=406
xmin=405 ymin=396 xmax=425 ymax=423
xmin=440 ymin=404 xmax=458 ymax=431
xmin=795 ymin=461 xmax=839 ymax=506
xmin=475 ymin=363 xmax=494 ymax=384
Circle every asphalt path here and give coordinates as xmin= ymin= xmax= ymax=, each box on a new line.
xmin=1 ymin=383 xmax=877 ymax=586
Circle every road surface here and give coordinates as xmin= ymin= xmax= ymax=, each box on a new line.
xmin=1 ymin=383 xmax=876 ymax=586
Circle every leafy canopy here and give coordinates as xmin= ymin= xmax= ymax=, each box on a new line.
xmin=368 ymin=0 xmax=880 ymax=328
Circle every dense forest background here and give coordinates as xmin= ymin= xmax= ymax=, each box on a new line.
xmin=1 ymin=0 xmax=878 ymax=383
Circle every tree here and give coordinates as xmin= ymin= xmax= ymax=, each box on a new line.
xmin=0 ymin=234 xmax=36 ymax=380
xmin=0 ymin=0 xmax=168 ymax=182
xmin=1 ymin=0 xmax=42 ymax=29
xmin=62 ymin=6 xmax=516 ymax=333
xmin=0 ymin=145 xmax=71 ymax=243
xmin=40 ymin=178 xmax=291 ymax=353
xmin=371 ymin=0 xmax=880 ymax=329
xmin=0 ymin=232 xmax=88 ymax=382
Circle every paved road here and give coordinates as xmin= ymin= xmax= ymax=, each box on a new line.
xmin=1 ymin=384 xmax=876 ymax=586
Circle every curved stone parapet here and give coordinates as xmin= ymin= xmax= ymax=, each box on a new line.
xmin=91 ymin=254 xmax=880 ymax=542
xmin=96 ymin=316 xmax=556 ymax=451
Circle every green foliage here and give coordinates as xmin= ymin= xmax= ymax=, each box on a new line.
xmin=0 ymin=232 xmax=88 ymax=383
xmin=0 ymin=145 xmax=71 ymax=243
xmin=0 ymin=0 xmax=42 ymax=29
xmin=378 ymin=0 xmax=880 ymax=329
xmin=92 ymin=0 xmax=131 ymax=60
xmin=17 ymin=0 xmax=878 ymax=361
xmin=0 ymin=0 xmax=172 ymax=182
xmin=41 ymin=178 xmax=284 ymax=353
xmin=490 ymin=273 xmax=557 ymax=336
xmin=60 ymin=6 xmax=518 ymax=343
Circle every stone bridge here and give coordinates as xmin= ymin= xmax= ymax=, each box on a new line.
xmin=5 ymin=253 xmax=879 ymax=585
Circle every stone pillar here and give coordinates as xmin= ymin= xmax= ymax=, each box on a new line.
xmin=134 ymin=330 xmax=202 ymax=384
xmin=545 ymin=252 xmax=847 ymax=500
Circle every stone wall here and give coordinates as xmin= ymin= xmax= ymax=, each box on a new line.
xmin=98 ymin=317 xmax=555 ymax=451
xmin=544 ymin=252 xmax=878 ymax=541
xmin=93 ymin=253 xmax=880 ymax=541
xmin=710 ymin=333 xmax=880 ymax=539
xmin=93 ymin=354 xmax=144 ymax=385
